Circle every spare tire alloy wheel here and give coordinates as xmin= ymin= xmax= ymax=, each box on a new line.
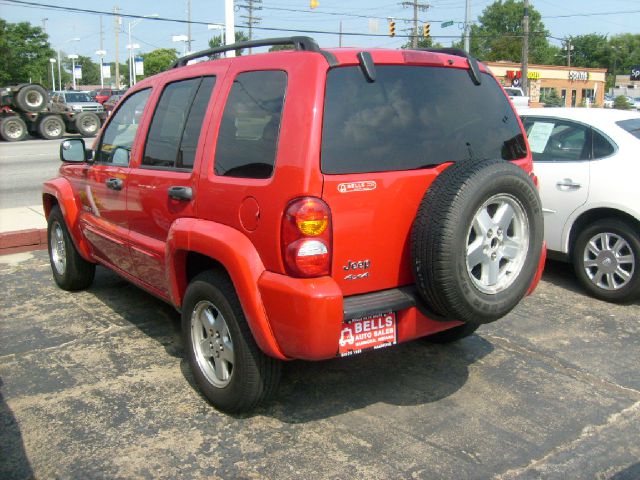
xmin=38 ymin=115 xmax=65 ymax=140
xmin=0 ymin=117 xmax=28 ymax=142
xmin=573 ymin=219 xmax=640 ymax=303
xmin=15 ymin=84 xmax=48 ymax=112
xmin=412 ymin=158 xmax=544 ymax=324
xmin=75 ymin=112 xmax=101 ymax=137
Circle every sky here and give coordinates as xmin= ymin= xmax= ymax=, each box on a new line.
xmin=1 ymin=0 xmax=639 ymax=64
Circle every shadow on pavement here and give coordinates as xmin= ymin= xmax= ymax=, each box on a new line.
xmin=0 ymin=378 xmax=34 ymax=480
xmin=611 ymin=462 xmax=640 ymax=480
xmin=88 ymin=267 xmax=493 ymax=422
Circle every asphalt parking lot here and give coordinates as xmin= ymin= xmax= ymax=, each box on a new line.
xmin=1 ymin=250 xmax=639 ymax=479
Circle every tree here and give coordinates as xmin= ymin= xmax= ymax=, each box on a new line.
xmin=401 ymin=37 xmax=443 ymax=50
xmin=466 ymin=0 xmax=554 ymax=63
xmin=0 ymin=19 xmax=55 ymax=86
xmin=564 ymin=34 xmax=609 ymax=68
xmin=269 ymin=44 xmax=293 ymax=52
xmin=140 ymin=49 xmax=178 ymax=77
xmin=540 ymin=88 xmax=563 ymax=107
xmin=208 ymin=31 xmax=249 ymax=58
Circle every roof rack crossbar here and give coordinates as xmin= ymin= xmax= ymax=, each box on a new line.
xmin=171 ymin=36 xmax=331 ymax=68
xmin=418 ymin=48 xmax=482 ymax=86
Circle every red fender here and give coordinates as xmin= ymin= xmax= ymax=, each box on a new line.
xmin=166 ymin=218 xmax=286 ymax=360
xmin=42 ymin=178 xmax=93 ymax=261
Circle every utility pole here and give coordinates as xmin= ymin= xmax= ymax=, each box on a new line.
xmin=463 ymin=0 xmax=471 ymax=52
xmin=401 ymin=1 xmax=430 ymax=48
xmin=521 ymin=0 xmax=529 ymax=95
xmin=114 ymin=6 xmax=121 ymax=89
xmin=187 ymin=0 xmax=192 ymax=53
xmin=238 ymin=0 xmax=262 ymax=52
xmin=41 ymin=18 xmax=48 ymax=33
xmin=565 ymin=38 xmax=573 ymax=67
xmin=99 ymin=16 xmax=104 ymax=52
xmin=339 ymin=21 xmax=343 ymax=47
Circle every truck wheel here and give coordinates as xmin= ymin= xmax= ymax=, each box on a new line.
xmin=47 ymin=206 xmax=95 ymax=291
xmin=38 ymin=115 xmax=65 ymax=140
xmin=411 ymin=158 xmax=544 ymax=324
xmin=182 ymin=271 xmax=281 ymax=413
xmin=422 ymin=323 xmax=480 ymax=344
xmin=0 ymin=116 xmax=28 ymax=142
xmin=572 ymin=219 xmax=640 ymax=303
xmin=14 ymin=84 xmax=49 ymax=112
xmin=75 ymin=112 xmax=101 ymax=137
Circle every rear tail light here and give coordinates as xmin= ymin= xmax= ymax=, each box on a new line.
xmin=282 ymin=197 xmax=332 ymax=277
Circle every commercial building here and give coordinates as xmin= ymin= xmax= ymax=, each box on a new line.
xmin=485 ymin=61 xmax=607 ymax=107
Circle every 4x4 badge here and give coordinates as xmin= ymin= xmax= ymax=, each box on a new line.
xmin=338 ymin=181 xmax=376 ymax=193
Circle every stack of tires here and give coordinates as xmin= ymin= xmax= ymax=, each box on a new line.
xmin=0 ymin=83 xmax=50 ymax=142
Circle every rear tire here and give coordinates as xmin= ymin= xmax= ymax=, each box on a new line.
xmin=75 ymin=112 xmax=101 ymax=137
xmin=14 ymin=84 xmax=49 ymax=112
xmin=572 ymin=219 xmax=640 ymax=303
xmin=38 ymin=115 xmax=65 ymax=140
xmin=182 ymin=271 xmax=281 ymax=413
xmin=0 ymin=116 xmax=28 ymax=142
xmin=47 ymin=206 xmax=95 ymax=291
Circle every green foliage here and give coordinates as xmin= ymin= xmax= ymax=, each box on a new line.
xmin=541 ymin=88 xmax=563 ymax=107
xmin=401 ymin=36 xmax=441 ymax=50
xmin=614 ymin=95 xmax=632 ymax=110
xmin=208 ymin=32 xmax=250 ymax=58
xmin=467 ymin=0 xmax=553 ymax=63
xmin=564 ymin=34 xmax=609 ymax=68
xmin=269 ymin=44 xmax=294 ymax=52
xmin=0 ymin=19 xmax=55 ymax=86
xmin=141 ymin=49 xmax=178 ymax=77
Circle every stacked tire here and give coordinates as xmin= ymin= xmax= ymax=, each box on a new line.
xmin=0 ymin=84 xmax=50 ymax=142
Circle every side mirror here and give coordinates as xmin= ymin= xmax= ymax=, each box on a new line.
xmin=60 ymin=138 xmax=91 ymax=163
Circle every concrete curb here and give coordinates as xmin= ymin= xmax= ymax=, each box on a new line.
xmin=0 ymin=228 xmax=47 ymax=255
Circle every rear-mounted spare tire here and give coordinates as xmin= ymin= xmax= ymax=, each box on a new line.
xmin=411 ymin=158 xmax=543 ymax=324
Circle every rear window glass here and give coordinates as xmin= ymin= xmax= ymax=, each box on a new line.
xmin=616 ymin=118 xmax=640 ymax=140
xmin=321 ymin=66 xmax=526 ymax=174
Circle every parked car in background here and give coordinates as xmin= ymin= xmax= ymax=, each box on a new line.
xmin=520 ymin=108 xmax=640 ymax=302
xmin=504 ymin=87 xmax=530 ymax=108
xmin=48 ymin=91 xmax=106 ymax=137
xmin=603 ymin=94 xmax=614 ymax=108
xmin=103 ymin=94 xmax=123 ymax=114
xmin=94 ymin=88 xmax=126 ymax=104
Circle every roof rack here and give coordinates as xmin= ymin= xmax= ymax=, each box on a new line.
xmin=418 ymin=48 xmax=482 ymax=86
xmin=171 ymin=36 xmax=338 ymax=68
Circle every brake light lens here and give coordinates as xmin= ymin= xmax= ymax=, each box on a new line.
xmin=282 ymin=197 xmax=332 ymax=277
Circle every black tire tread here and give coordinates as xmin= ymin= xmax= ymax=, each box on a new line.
xmin=38 ymin=115 xmax=65 ymax=140
xmin=183 ymin=271 xmax=281 ymax=413
xmin=47 ymin=206 xmax=95 ymax=290
xmin=75 ymin=112 xmax=101 ymax=137
xmin=0 ymin=116 xmax=28 ymax=142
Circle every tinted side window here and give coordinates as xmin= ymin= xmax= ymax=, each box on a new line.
xmin=214 ymin=71 xmax=287 ymax=179
xmin=616 ymin=118 xmax=640 ymax=140
xmin=321 ymin=66 xmax=526 ymax=174
xmin=143 ymin=78 xmax=200 ymax=168
xmin=96 ymin=88 xmax=151 ymax=165
xmin=592 ymin=129 xmax=615 ymax=159
xmin=522 ymin=117 xmax=590 ymax=162
xmin=179 ymin=76 xmax=216 ymax=169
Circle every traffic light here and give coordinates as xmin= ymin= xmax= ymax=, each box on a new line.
xmin=310 ymin=0 xmax=319 ymax=9
xmin=389 ymin=20 xmax=396 ymax=37
xmin=423 ymin=23 xmax=430 ymax=38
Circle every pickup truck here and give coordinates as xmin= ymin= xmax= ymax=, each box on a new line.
xmin=504 ymin=87 xmax=530 ymax=108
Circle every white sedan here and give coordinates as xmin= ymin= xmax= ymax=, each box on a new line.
xmin=520 ymin=108 xmax=640 ymax=303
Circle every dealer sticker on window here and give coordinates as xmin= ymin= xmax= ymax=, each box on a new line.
xmin=338 ymin=312 xmax=397 ymax=357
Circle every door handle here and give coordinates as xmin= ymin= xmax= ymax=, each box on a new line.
xmin=556 ymin=178 xmax=582 ymax=190
xmin=168 ymin=186 xmax=193 ymax=201
xmin=105 ymin=177 xmax=123 ymax=191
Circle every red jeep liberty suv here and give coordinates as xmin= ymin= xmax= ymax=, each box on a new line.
xmin=44 ymin=37 xmax=545 ymax=413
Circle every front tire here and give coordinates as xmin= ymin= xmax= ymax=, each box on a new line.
xmin=572 ymin=219 xmax=640 ymax=303
xmin=182 ymin=271 xmax=281 ymax=413
xmin=47 ymin=206 xmax=95 ymax=290
xmin=0 ymin=116 xmax=28 ymax=142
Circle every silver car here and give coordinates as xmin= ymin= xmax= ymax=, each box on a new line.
xmin=49 ymin=91 xmax=104 ymax=114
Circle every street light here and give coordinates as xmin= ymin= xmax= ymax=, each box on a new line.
xmin=128 ymin=13 xmax=158 ymax=86
xmin=49 ymin=58 xmax=56 ymax=91
xmin=207 ymin=23 xmax=225 ymax=44
xmin=95 ymin=50 xmax=107 ymax=88
xmin=172 ymin=34 xmax=189 ymax=56
xmin=57 ymin=37 xmax=80 ymax=91
xmin=68 ymin=54 xmax=79 ymax=90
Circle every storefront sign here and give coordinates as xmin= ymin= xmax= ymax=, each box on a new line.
xmin=506 ymin=70 xmax=540 ymax=80
xmin=631 ymin=65 xmax=640 ymax=81
xmin=569 ymin=70 xmax=589 ymax=81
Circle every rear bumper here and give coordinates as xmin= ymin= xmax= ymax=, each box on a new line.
xmin=257 ymin=272 xmax=462 ymax=360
